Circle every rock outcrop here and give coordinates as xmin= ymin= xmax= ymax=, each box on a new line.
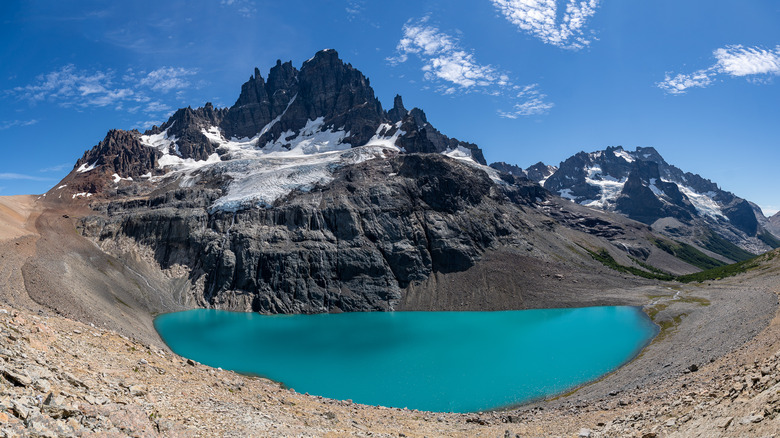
xmin=79 ymin=154 xmax=546 ymax=313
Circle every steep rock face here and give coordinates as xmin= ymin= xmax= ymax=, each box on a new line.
xmin=615 ymin=161 xmax=696 ymax=224
xmin=151 ymin=104 xmax=227 ymax=161
xmin=80 ymin=154 xmax=545 ymax=313
xmin=769 ymin=212 xmax=780 ymax=236
xmin=396 ymin=106 xmax=486 ymax=165
xmin=489 ymin=162 xmax=527 ymax=178
xmin=525 ymin=145 xmax=769 ymax=253
xmin=525 ymin=162 xmax=558 ymax=184
xmin=74 ymin=130 xmax=160 ymax=178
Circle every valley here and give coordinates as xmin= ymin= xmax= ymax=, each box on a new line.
xmin=2 ymin=49 xmax=779 ymax=436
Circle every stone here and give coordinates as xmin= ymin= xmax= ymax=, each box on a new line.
xmin=578 ymin=428 xmax=592 ymax=437
xmin=0 ymin=367 xmax=31 ymax=387
xmin=716 ymin=416 xmax=733 ymax=429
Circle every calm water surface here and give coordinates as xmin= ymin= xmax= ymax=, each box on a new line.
xmin=155 ymin=307 xmax=657 ymax=412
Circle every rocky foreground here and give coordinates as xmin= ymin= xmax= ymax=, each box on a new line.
xmin=0 ymin=256 xmax=778 ymax=437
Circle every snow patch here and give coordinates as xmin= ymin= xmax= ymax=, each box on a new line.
xmin=678 ymin=185 xmax=727 ymax=220
xmin=77 ymin=161 xmax=98 ymax=173
xmin=56 ymin=185 xmax=67 ymax=190
xmin=111 ymin=173 xmax=133 ymax=184
xmin=139 ymin=127 xmax=178 ymax=155
xmin=72 ymin=192 xmax=93 ymax=199
xmin=613 ymin=149 xmax=635 ymax=163
xmin=443 ymin=145 xmax=474 ymax=161
xmin=262 ymin=117 xmax=351 ymax=155
xmin=648 ymin=178 xmax=665 ymax=197
xmin=141 ymin=126 xmax=221 ymax=172
xmin=211 ymin=145 xmax=397 ymax=212
xmin=559 ymin=188 xmax=577 ymax=201
xmin=364 ymin=122 xmax=405 ymax=149
xmin=581 ymin=165 xmax=627 ymax=208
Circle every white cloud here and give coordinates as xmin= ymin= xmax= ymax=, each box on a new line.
xmin=498 ymin=84 xmax=554 ymax=118
xmin=220 ymin=0 xmax=256 ymax=18
xmin=657 ymin=69 xmax=715 ymax=95
xmin=391 ymin=20 xmax=506 ymax=88
xmin=0 ymin=173 xmax=52 ymax=181
xmin=491 ymin=0 xmax=600 ymax=50
xmin=131 ymin=120 xmax=164 ymax=131
xmin=714 ymin=45 xmax=780 ymax=77
xmin=138 ymin=67 xmax=197 ymax=93
xmin=658 ymin=45 xmax=780 ymax=95
xmin=9 ymin=64 xmax=200 ymax=117
xmin=345 ymin=0 xmax=364 ymax=19
xmin=39 ymin=163 xmax=71 ymax=173
xmin=390 ymin=18 xmax=552 ymax=117
xmin=0 ymin=119 xmax=38 ymax=130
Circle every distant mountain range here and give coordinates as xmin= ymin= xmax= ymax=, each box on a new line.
xmin=491 ymin=146 xmax=779 ymax=255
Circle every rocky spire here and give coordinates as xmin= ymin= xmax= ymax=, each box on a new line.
xmin=388 ymin=95 xmax=407 ymax=123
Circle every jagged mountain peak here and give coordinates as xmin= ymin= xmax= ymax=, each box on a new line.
xmin=531 ymin=145 xmax=773 ymax=253
xmin=51 ymin=49 xmax=492 ymax=211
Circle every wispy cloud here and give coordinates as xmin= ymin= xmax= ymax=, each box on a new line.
xmin=491 ymin=0 xmax=601 ymax=50
xmin=390 ymin=18 xmax=553 ymax=117
xmin=0 ymin=119 xmax=38 ymax=130
xmin=658 ymin=45 xmax=780 ymax=95
xmin=138 ymin=67 xmax=196 ymax=93
xmin=130 ymin=120 xmax=165 ymax=131
xmin=0 ymin=173 xmax=52 ymax=181
xmin=498 ymin=84 xmax=554 ymax=118
xmin=220 ymin=0 xmax=256 ymax=18
xmin=9 ymin=64 xmax=198 ymax=117
xmin=39 ymin=163 xmax=71 ymax=173
xmin=345 ymin=0 xmax=364 ymax=20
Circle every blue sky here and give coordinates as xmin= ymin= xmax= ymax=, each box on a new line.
xmin=1 ymin=0 xmax=779 ymax=215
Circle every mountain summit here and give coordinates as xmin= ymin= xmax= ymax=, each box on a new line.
xmin=56 ymin=49 xmax=486 ymax=209
xmin=498 ymin=146 xmax=778 ymax=254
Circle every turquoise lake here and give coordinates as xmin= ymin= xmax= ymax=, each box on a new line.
xmin=154 ymin=307 xmax=657 ymax=413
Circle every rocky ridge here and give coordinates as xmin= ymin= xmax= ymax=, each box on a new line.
xmin=58 ymin=49 xmax=485 ymax=201
xmin=493 ymin=146 xmax=778 ymax=256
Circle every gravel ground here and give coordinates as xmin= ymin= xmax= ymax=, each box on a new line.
xmin=2 ymin=195 xmax=780 ymax=436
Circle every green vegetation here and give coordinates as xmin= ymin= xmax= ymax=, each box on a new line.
xmin=581 ymin=247 xmax=674 ymax=281
xmin=677 ymin=250 xmax=777 ymax=283
xmin=630 ymin=256 xmax=674 ymax=277
xmin=651 ymin=238 xmax=727 ymax=270
xmin=583 ymin=243 xmax=778 ymax=285
xmin=758 ymin=231 xmax=780 ymax=249
xmin=700 ymin=232 xmax=756 ymax=262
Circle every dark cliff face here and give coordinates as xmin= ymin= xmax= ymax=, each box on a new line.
xmin=80 ymin=154 xmax=545 ymax=313
xmin=395 ymin=107 xmax=486 ymax=165
xmin=615 ymin=161 xmax=696 ymax=224
xmin=74 ymin=130 xmax=160 ymax=177
xmin=524 ymin=162 xmax=557 ymax=183
xmin=489 ymin=162 xmax=527 ymax=178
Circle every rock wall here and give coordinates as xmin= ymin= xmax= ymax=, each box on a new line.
xmin=79 ymin=154 xmax=546 ymax=314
